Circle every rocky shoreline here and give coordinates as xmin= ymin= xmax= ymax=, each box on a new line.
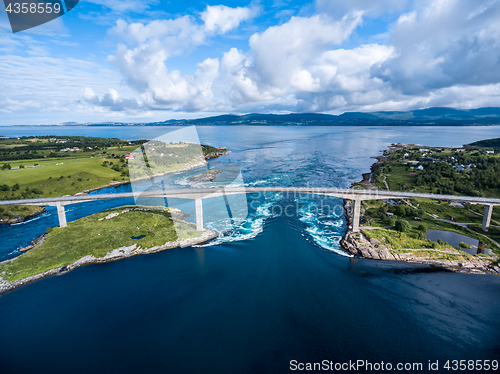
xmin=0 ymin=228 xmax=219 ymax=295
xmin=340 ymin=230 xmax=500 ymax=275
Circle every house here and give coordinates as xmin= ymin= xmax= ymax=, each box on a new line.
xmin=386 ymin=212 xmax=394 ymax=217
xmin=125 ymin=154 xmax=134 ymax=160
xmin=486 ymin=150 xmax=494 ymax=154
xmin=456 ymin=165 xmax=465 ymax=171
xmin=409 ymin=172 xmax=417 ymax=176
xmin=417 ymin=165 xmax=424 ymax=170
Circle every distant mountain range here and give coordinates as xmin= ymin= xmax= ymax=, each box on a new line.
xmin=64 ymin=107 xmax=500 ymax=127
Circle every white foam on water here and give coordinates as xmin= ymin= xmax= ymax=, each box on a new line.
xmin=297 ymin=199 xmax=352 ymax=257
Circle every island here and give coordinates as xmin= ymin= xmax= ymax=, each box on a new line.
xmin=0 ymin=205 xmax=218 ymax=294
xmin=189 ymin=169 xmax=223 ymax=182
xmin=342 ymin=138 xmax=500 ymax=275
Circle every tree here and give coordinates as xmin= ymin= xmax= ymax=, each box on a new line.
xmin=396 ymin=204 xmax=406 ymax=216
xmin=395 ymin=219 xmax=411 ymax=233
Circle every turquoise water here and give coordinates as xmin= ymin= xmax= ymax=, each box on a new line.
xmin=1 ymin=126 xmax=500 ymax=373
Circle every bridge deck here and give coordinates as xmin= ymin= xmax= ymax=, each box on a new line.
xmin=1 ymin=187 xmax=498 ymax=232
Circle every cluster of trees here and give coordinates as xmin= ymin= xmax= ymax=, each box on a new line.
xmin=373 ymin=203 xmax=424 ymax=220
xmin=102 ymin=159 xmax=128 ymax=176
xmin=0 ymin=183 xmax=19 ymax=192
xmin=414 ymin=157 xmax=500 ymax=195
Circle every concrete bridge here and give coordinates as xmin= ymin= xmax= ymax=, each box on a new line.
xmin=0 ymin=187 xmax=498 ymax=233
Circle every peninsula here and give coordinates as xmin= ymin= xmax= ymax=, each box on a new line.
xmin=342 ymin=138 xmax=500 ymax=274
xmin=0 ymin=205 xmax=218 ymax=294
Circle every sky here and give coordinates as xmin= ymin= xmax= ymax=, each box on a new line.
xmin=1 ymin=0 xmax=500 ymax=125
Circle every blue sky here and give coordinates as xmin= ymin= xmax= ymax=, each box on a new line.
xmin=1 ymin=0 xmax=500 ymax=125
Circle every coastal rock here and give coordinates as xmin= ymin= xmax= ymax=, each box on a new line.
xmin=20 ymin=234 xmax=47 ymax=252
xmin=0 ymin=207 xmax=46 ymax=225
xmin=340 ymin=231 xmax=498 ymax=275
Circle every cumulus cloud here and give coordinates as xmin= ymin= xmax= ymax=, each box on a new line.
xmin=202 ymin=5 xmax=260 ymax=33
xmin=221 ymin=12 xmax=367 ymax=108
xmin=85 ymin=0 xmax=500 ymax=117
xmin=81 ymin=88 xmax=142 ymax=111
xmin=109 ymin=5 xmax=256 ymax=111
xmin=372 ymin=0 xmax=500 ymax=95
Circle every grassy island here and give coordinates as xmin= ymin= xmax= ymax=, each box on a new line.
xmin=0 ymin=206 xmax=216 ymax=289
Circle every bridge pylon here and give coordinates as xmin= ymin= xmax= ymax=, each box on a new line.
xmin=482 ymin=204 xmax=493 ymax=232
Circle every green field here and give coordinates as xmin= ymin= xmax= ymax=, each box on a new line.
xmin=0 ymin=157 xmax=125 ymax=199
xmin=0 ymin=206 xmax=202 ymax=282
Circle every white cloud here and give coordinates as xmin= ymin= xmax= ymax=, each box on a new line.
xmin=0 ymin=98 xmax=40 ymax=113
xmin=220 ymin=13 xmax=367 ymax=108
xmin=372 ymin=0 xmax=500 ymax=94
xmin=109 ymin=5 xmax=257 ymax=111
xmin=80 ymin=87 xmax=141 ymax=111
xmin=202 ymin=5 xmax=260 ymax=33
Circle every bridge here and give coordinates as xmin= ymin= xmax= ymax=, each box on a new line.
xmin=1 ymin=187 xmax=499 ymax=233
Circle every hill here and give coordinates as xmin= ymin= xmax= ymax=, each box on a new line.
xmin=75 ymin=107 xmax=500 ymax=127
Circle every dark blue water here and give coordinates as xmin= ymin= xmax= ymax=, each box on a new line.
xmin=1 ymin=126 xmax=500 ymax=373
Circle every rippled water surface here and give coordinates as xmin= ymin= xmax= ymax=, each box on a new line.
xmin=1 ymin=126 xmax=500 ymax=373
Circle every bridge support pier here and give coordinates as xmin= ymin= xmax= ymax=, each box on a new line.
xmin=56 ymin=202 xmax=67 ymax=228
xmin=482 ymin=204 xmax=493 ymax=232
xmin=352 ymin=198 xmax=361 ymax=233
xmin=195 ymin=198 xmax=203 ymax=231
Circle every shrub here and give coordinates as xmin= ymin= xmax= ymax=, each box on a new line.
xmin=19 ymin=165 xmax=25 ymax=169
xmin=12 ymin=183 xmax=19 ymax=191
